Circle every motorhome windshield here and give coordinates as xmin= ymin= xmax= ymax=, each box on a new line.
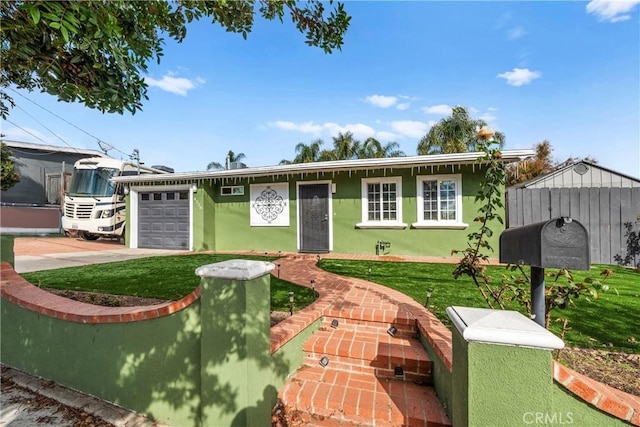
xmin=67 ymin=167 xmax=119 ymax=197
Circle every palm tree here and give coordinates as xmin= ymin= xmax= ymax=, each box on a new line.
xmin=417 ymin=106 xmax=505 ymax=155
xmin=207 ymin=150 xmax=246 ymax=170
xmin=358 ymin=138 xmax=405 ymax=159
xmin=293 ymin=139 xmax=324 ymax=163
xmin=331 ymin=131 xmax=361 ymax=160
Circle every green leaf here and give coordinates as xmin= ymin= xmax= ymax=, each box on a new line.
xmin=30 ymin=6 xmax=41 ymax=24
xmin=60 ymin=26 xmax=69 ymax=43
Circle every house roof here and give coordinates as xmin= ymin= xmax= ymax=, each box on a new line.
xmin=509 ymin=160 xmax=640 ymax=189
xmin=2 ymin=140 xmax=107 ymax=158
xmin=112 ymin=149 xmax=535 ymax=185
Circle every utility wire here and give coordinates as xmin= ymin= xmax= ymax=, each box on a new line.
xmin=12 ymin=103 xmax=79 ymax=152
xmin=7 ymin=88 xmax=131 ymax=158
xmin=3 ymin=118 xmax=50 ymax=146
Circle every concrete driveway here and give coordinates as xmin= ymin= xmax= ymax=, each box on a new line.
xmin=13 ymin=237 xmax=186 ymax=273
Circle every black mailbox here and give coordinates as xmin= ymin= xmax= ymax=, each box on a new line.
xmin=499 ymin=218 xmax=590 ymax=327
xmin=499 ymin=218 xmax=590 ymax=270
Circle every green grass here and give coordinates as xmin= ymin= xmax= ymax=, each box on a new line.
xmin=19 ymin=252 xmax=640 ymax=352
xmin=318 ymin=259 xmax=640 ymax=353
xmin=21 ymin=254 xmax=315 ymax=313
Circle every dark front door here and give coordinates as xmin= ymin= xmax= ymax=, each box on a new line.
xmin=298 ymin=183 xmax=330 ymax=253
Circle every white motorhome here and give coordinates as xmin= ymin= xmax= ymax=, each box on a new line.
xmin=61 ymin=157 xmax=168 ymax=240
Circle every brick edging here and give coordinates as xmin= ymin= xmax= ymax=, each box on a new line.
xmin=0 ymin=262 xmax=200 ymax=324
xmin=553 ymin=361 xmax=640 ymax=425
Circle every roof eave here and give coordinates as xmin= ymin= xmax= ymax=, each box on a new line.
xmin=113 ymin=149 xmax=535 ymax=184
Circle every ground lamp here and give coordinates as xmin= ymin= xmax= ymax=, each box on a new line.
xmin=425 ymin=287 xmax=434 ymax=307
xmin=331 ymin=319 xmax=339 ymax=329
xmin=367 ymin=266 xmax=372 ymax=281
xmin=310 ymin=279 xmax=316 ymax=299
xmin=387 ymin=326 xmax=398 ymax=337
xmin=394 ymin=367 xmax=404 ymax=378
xmin=277 ymin=264 xmax=281 ymax=278
xmin=499 ymin=217 xmax=590 ymax=327
xmin=288 ymin=291 xmax=295 ymax=316
xmin=319 ymin=356 xmax=330 ymax=367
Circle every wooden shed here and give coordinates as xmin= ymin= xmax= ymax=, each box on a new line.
xmin=506 ymin=161 xmax=640 ymax=265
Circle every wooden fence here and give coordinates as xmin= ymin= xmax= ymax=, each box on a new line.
xmin=506 ymin=187 xmax=640 ymax=265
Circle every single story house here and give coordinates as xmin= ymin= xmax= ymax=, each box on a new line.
xmin=112 ymin=150 xmax=534 ymax=257
xmin=507 ymin=160 xmax=640 ymax=265
xmin=1 ymin=140 xmax=106 ymax=234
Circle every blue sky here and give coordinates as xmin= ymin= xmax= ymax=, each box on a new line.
xmin=2 ymin=1 xmax=639 ymax=177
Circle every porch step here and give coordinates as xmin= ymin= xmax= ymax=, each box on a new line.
xmin=303 ymin=328 xmax=432 ymax=383
xmin=322 ymin=316 xmax=418 ymax=339
xmin=278 ymin=365 xmax=450 ymax=427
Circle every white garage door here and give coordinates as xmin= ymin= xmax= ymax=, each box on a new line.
xmin=138 ymin=190 xmax=190 ymax=250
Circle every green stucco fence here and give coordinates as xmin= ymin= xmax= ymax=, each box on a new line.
xmin=0 ymin=260 xmax=316 ymax=427
xmin=1 ymin=260 xmax=637 ymax=426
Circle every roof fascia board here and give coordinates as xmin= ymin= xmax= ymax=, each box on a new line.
xmin=113 ymin=149 xmax=536 ymax=184
xmin=2 ymin=140 xmax=106 ymax=157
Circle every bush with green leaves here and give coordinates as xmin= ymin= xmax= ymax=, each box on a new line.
xmin=452 ymin=138 xmax=610 ymax=329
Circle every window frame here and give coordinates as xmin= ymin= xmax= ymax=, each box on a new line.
xmin=413 ymin=174 xmax=468 ymax=229
xmin=221 ymin=185 xmax=245 ymax=196
xmin=357 ymin=176 xmax=407 ymax=229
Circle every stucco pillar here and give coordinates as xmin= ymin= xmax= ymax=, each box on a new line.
xmin=196 ymin=260 xmax=274 ymax=427
xmin=447 ymin=306 xmax=565 ymax=427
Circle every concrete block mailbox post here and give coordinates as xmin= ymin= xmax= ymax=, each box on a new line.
xmin=447 ymin=306 xmax=627 ymax=427
xmin=196 ymin=259 xmax=275 ymax=427
xmin=448 ymin=306 xmax=564 ymax=427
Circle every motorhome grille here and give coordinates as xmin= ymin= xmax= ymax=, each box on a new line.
xmin=65 ymin=202 xmax=94 ymax=219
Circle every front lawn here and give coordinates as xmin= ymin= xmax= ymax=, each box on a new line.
xmin=19 ymin=253 xmax=639 ymax=353
xmin=21 ymin=254 xmax=315 ymax=313
xmin=318 ymin=259 xmax=640 ymax=353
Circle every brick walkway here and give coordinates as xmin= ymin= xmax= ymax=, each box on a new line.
xmin=273 ymin=255 xmax=452 ymax=426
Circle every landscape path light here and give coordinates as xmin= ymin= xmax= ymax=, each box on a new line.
xmin=288 ymin=291 xmax=295 ymax=316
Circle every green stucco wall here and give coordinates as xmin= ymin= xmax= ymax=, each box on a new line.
xmin=419 ymin=332 xmax=452 ymax=417
xmin=1 ymin=301 xmax=202 ymax=426
xmin=194 ymin=166 xmax=502 ymax=257
xmin=199 ymin=270 xmax=273 ymax=426
xmin=1 ymin=262 xmax=321 ymax=427
xmin=451 ymin=328 xmax=626 ymax=427
xmin=271 ymin=318 xmax=322 ymax=391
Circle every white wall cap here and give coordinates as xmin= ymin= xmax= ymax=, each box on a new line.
xmin=446 ymin=306 xmax=565 ymax=350
xmin=196 ymin=260 xmax=275 ymax=281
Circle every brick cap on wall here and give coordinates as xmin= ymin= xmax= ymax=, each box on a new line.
xmin=554 ymin=361 xmax=640 ymax=425
xmin=0 ymin=262 xmax=200 ymax=324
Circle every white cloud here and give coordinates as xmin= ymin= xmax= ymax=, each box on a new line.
xmin=422 ymin=104 xmax=452 ymax=115
xmin=375 ymin=131 xmax=401 ymax=140
xmin=396 ymin=103 xmax=410 ymax=111
xmin=268 ymin=121 xmax=323 ymax=133
xmin=586 ymin=0 xmax=640 ymax=23
xmin=144 ymin=73 xmax=204 ymax=96
xmin=268 ymin=121 xmax=376 ymax=139
xmin=479 ymin=113 xmax=497 ymax=122
xmin=1 ymin=126 xmax=56 ymax=145
xmin=497 ymin=68 xmax=542 ymax=86
xmin=325 ymin=122 xmax=376 ymax=138
xmin=391 ymin=120 xmax=432 ymax=139
xmin=364 ymin=95 xmax=398 ymax=108
xmin=507 ymin=26 xmax=526 ymax=40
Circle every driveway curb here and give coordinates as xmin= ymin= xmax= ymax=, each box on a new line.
xmin=1 ymin=365 xmax=165 ymax=427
